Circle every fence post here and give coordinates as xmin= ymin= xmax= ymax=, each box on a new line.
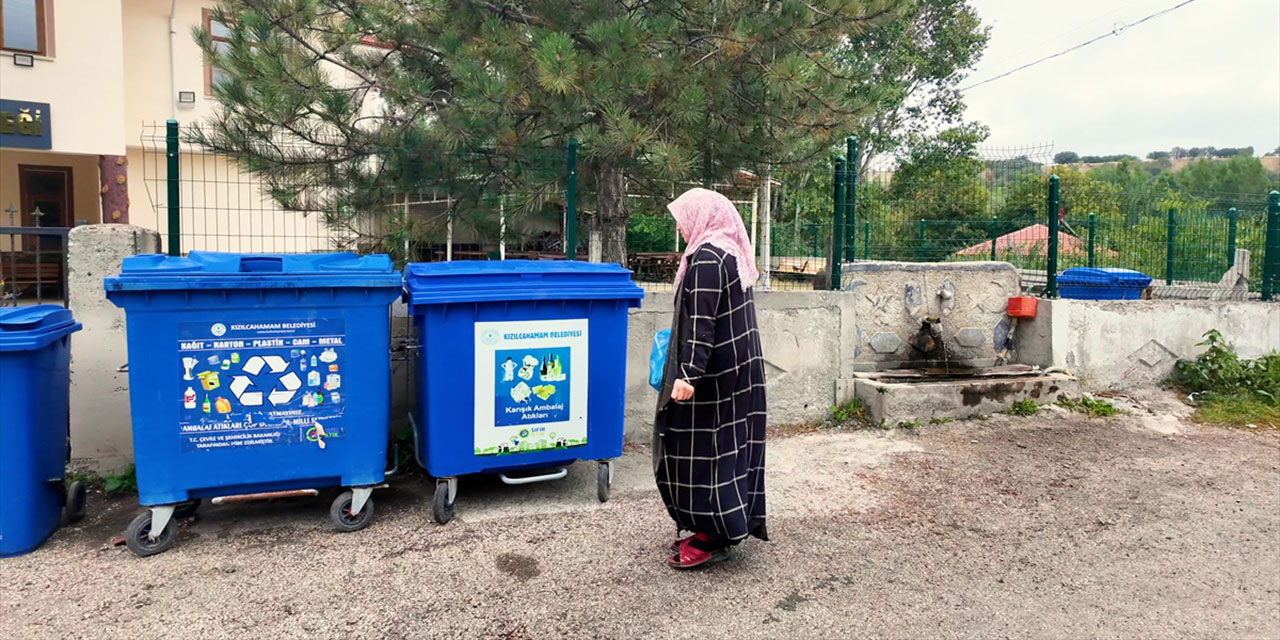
xmin=863 ymin=221 xmax=870 ymax=260
xmin=988 ymin=216 xmax=998 ymax=261
xmin=1045 ymin=174 xmax=1059 ymax=298
xmin=831 ymin=157 xmax=844 ymax=290
xmin=1087 ymin=212 xmax=1096 ymax=268
xmin=1165 ymin=207 xmax=1176 ymax=285
xmin=565 ymin=140 xmax=577 ymax=260
xmin=845 ymin=137 xmax=857 ymax=262
xmin=165 ymin=119 xmax=180 ymax=257
xmin=915 ymin=219 xmax=925 ymax=262
xmin=1263 ymin=191 xmax=1280 ymax=301
xmin=1226 ymin=207 xmax=1238 ymax=269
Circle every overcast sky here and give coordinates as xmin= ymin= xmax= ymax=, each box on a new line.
xmin=961 ymin=0 xmax=1280 ymax=158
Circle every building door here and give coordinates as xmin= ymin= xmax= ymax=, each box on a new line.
xmin=18 ymin=165 xmax=72 ymax=252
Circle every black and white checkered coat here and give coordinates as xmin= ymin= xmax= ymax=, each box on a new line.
xmin=654 ymin=244 xmax=768 ymax=542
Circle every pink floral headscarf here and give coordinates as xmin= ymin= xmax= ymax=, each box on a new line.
xmin=667 ymin=188 xmax=758 ymax=291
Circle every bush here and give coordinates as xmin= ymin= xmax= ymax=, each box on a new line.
xmin=1174 ymin=330 xmax=1280 ymax=427
xmin=1175 ymin=330 xmax=1280 ymax=402
xmin=1009 ymin=399 xmax=1039 ymax=416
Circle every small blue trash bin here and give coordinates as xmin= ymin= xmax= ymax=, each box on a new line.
xmin=0 ymin=305 xmax=83 ymax=557
xmin=404 ymin=260 xmax=644 ymax=523
xmin=1058 ymin=267 xmax=1153 ymax=300
xmin=104 ymin=251 xmax=401 ymax=556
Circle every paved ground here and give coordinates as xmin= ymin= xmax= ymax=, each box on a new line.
xmin=4 ymin=392 xmax=1278 ymax=639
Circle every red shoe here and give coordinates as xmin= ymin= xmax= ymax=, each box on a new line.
xmin=666 ymin=533 xmax=731 ymax=570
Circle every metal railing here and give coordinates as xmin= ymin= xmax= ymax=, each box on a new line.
xmin=1 ymin=226 xmax=70 ymax=307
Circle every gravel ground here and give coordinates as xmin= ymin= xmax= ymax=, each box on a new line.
xmin=3 ymin=391 xmax=1278 ymax=639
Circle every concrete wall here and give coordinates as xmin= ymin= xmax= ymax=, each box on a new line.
xmin=67 ymin=224 xmax=161 ymax=472
xmin=1019 ymin=299 xmax=1280 ymax=390
xmin=623 ymin=291 xmax=854 ymax=439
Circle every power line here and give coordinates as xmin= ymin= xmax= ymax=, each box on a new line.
xmin=960 ymin=0 xmax=1201 ymax=92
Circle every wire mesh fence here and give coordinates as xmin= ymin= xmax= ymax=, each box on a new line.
xmin=139 ymin=121 xmax=1278 ymax=299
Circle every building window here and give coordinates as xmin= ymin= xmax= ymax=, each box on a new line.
xmin=204 ymin=9 xmax=232 ymax=95
xmin=1 ymin=0 xmax=48 ymax=55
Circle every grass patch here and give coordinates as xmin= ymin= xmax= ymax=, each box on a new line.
xmin=1008 ymin=399 xmax=1039 ymax=417
xmin=897 ymin=420 xmax=923 ymax=429
xmin=1191 ymin=391 xmax=1280 ymax=429
xmin=929 ymin=417 xmax=954 ymax=425
xmin=66 ymin=470 xmax=105 ymax=491
xmin=831 ymin=399 xmax=867 ymax=424
xmin=1174 ymin=330 xmax=1280 ymax=428
xmin=104 ymin=465 xmax=138 ymax=495
xmin=1057 ymin=396 xmax=1118 ymax=418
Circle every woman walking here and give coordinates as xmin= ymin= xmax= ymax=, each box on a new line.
xmin=654 ymin=187 xmax=768 ymax=570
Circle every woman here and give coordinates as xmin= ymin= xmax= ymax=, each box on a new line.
xmin=653 ymin=187 xmax=768 ymax=570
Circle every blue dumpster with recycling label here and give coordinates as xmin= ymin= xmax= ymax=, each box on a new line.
xmin=105 ymin=252 xmax=401 ymax=556
xmin=0 ymin=305 xmax=85 ymax=557
xmin=404 ymin=260 xmax=644 ymax=524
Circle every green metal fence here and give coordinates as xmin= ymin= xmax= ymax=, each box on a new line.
xmin=817 ymin=138 xmax=1280 ymax=301
xmin=148 ymin=119 xmax=1280 ymax=299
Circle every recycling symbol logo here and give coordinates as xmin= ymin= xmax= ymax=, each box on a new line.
xmin=228 ymin=355 xmax=301 ymax=407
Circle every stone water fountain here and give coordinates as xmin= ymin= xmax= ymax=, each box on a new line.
xmin=839 ymin=261 xmax=1078 ymax=426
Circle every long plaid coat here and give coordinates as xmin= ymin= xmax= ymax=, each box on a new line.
xmin=653 ymin=244 xmax=768 ymax=542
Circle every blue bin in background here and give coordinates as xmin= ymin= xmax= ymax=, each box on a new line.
xmin=0 ymin=305 xmax=84 ymax=557
xmin=105 ymin=252 xmax=401 ymax=556
xmin=1058 ymin=267 xmax=1153 ymax=300
xmin=404 ymin=261 xmax=644 ymax=523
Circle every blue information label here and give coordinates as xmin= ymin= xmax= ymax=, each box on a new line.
xmin=494 ymin=346 xmax=571 ymax=427
xmin=177 ymin=319 xmax=346 ymax=452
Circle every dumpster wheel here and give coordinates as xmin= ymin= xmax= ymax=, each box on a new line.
xmin=329 ymin=491 xmax=375 ymax=532
xmin=432 ymin=480 xmax=455 ymax=525
xmin=173 ymin=499 xmax=201 ymax=520
xmin=597 ymin=461 xmax=613 ymax=503
xmin=125 ymin=511 xmax=175 ymax=557
xmin=65 ymin=481 xmax=87 ymax=524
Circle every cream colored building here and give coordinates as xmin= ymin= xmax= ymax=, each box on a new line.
xmin=1 ymin=0 xmax=334 ymax=279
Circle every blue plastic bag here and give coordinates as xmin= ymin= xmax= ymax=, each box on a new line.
xmin=649 ymin=328 xmax=671 ymax=391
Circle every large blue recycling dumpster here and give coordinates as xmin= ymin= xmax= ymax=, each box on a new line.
xmin=0 ymin=305 xmax=84 ymax=557
xmin=1058 ymin=267 xmax=1153 ymax=300
xmin=404 ymin=260 xmax=644 ymax=523
xmin=104 ymin=251 xmax=401 ymax=556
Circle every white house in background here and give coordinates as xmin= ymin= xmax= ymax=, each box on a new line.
xmin=1 ymin=0 xmax=354 ymax=271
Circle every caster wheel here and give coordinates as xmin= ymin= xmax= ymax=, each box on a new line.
xmin=432 ymin=481 xmax=455 ymax=525
xmin=173 ymin=499 xmax=201 ymax=520
xmin=329 ymin=491 xmax=374 ymax=532
xmin=597 ymin=462 xmax=612 ymax=503
xmin=125 ymin=511 xmax=175 ymax=557
xmin=65 ymin=481 xmax=87 ymax=524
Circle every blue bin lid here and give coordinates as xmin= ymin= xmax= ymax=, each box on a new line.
xmin=404 ymin=260 xmax=645 ymax=307
xmin=1058 ymin=267 xmax=1152 ymax=288
xmin=104 ymin=251 xmax=402 ymax=292
xmin=0 ymin=304 xmax=82 ymax=352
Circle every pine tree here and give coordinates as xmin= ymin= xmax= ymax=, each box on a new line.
xmin=194 ymin=0 xmax=907 ymax=263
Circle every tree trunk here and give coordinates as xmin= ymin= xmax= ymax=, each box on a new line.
xmin=595 ymin=163 xmax=628 ymax=265
xmin=98 ymin=155 xmax=129 ymax=223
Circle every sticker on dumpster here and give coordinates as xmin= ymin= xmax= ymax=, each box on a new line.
xmin=473 ymin=319 xmax=588 ymax=456
xmin=177 ymin=319 xmax=346 ymax=452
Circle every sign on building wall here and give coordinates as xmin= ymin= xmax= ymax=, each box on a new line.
xmin=0 ymin=100 xmax=51 ymax=150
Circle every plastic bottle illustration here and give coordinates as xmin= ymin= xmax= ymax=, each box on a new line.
xmin=201 ymin=396 xmax=211 ymax=414
xmin=300 ymin=359 xmax=307 ymax=371
xmin=308 ymin=370 xmax=320 ymax=387
xmin=183 ymin=387 xmax=197 ymax=409
xmin=311 ymin=355 xmax=318 ymax=368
